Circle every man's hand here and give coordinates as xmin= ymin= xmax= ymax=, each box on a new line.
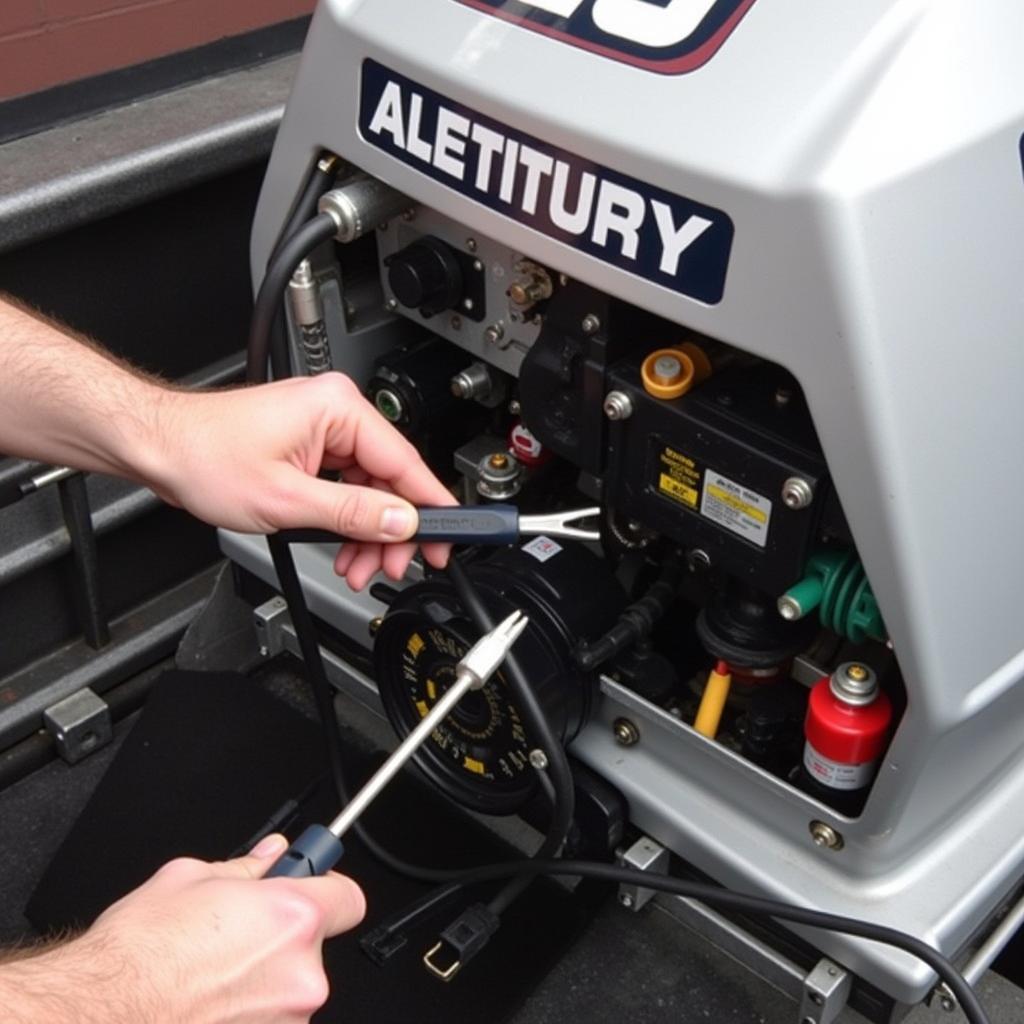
xmin=0 ymin=835 xmax=364 ymax=1024
xmin=0 ymin=298 xmax=454 ymax=590
xmin=148 ymin=372 xmax=454 ymax=589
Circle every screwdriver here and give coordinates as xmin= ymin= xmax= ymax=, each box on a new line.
xmin=278 ymin=504 xmax=601 ymax=547
xmin=264 ymin=609 xmax=530 ymax=879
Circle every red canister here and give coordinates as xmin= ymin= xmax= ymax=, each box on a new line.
xmin=803 ymin=662 xmax=892 ymax=791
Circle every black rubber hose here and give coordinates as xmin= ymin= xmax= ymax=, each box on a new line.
xmin=270 ymin=156 xmax=338 ymax=262
xmin=266 ymin=158 xmax=339 ymax=379
xmin=575 ymin=557 xmax=681 ymax=671
xmin=445 ymin=557 xmax=575 ymax=915
xmin=246 ymin=212 xmax=337 ymax=385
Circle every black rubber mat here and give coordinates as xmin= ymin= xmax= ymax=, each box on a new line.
xmin=26 ymin=670 xmax=598 ymax=1023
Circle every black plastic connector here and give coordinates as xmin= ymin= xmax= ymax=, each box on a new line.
xmin=360 ymin=925 xmax=409 ymax=966
xmin=423 ymin=903 xmax=500 ymax=981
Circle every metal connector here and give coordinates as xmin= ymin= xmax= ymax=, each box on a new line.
xmin=318 ymin=178 xmax=413 ymax=243
xmin=458 ymin=609 xmax=529 ymax=688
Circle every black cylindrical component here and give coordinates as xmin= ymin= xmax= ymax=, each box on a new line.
xmin=375 ymin=544 xmax=624 ymax=816
xmin=386 ymin=235 xmax=464 ymax=316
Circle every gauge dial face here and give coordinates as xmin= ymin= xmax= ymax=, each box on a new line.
xmin=399 ymin=625 xmax=531 ymax=792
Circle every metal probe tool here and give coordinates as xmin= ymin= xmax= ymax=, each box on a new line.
xmin=265 ymin=609 xmax=530 ymax=879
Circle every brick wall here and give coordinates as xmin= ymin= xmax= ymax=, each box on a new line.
xmin=0 ymin=0 xmax=316 ymax=101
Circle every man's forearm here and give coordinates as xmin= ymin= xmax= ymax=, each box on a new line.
xmin=0 ymin=296 xmax=169 ymax=482
xmin=0 ymin=933 xmax=156 ymax=1024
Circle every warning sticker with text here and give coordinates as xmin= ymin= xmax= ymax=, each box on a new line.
xmin=700 ymin=470 xmax=771 ymax=547
xmin=656 ymin=445 xmax=701 ymax=509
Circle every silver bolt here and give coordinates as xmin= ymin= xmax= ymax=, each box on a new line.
xmin=385 ymin=297 xmax=399 ymax=312
xmin=466 ymin=238 xmax=478 ymax=252
xmin=613 ymin=718 xmax=640 ymax=747
xmin=777 ymin=594 xmax=803 ymax=621
xmin=258 ymin=645 xmax=269 ymax=658
xmin=603 ymin=390 xmax=634 ymax=421
xmin=473 ymin=259 xmax=484 ymax=272
xmin=484 ymin=322 xmax=505 ymax=346
xmin=529 ymin=749 xmax=549 ymax=770
xmin=686 ymin=549 xmax=712 ymax=573
xmin=368 ymin=616 xmax=384 ymax=638
xmin=508 ymin=398 xmax=522 ymax=416
xmin=463 ymin=298 xmax=474 ymax=311
xmin=581 ymin=313 xmax=601 ymax=335
xmin=619 ymin=893 xmax=634 ymax=908
xmin=809 ymin=820 xmax=844 ymax=851
xmin=782 ymin=477 xmax=814 ymax=510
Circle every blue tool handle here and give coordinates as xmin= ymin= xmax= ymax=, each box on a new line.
xmin=265 ymin=824 xmax=344 ymax=878
xmin=414 ymin=505 xmax=519 ymax=544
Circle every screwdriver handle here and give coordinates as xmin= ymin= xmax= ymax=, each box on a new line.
xmin=413 ymin=505 xmax=519 ymax=543
xmin=265 ymin=824 xmax=344 ymax=878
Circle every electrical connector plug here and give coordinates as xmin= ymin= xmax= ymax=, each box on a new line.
xmin=360 ymin=924 xmax=409 ymax=966
xmin=422 ymin=903 xmax=500 ymax=981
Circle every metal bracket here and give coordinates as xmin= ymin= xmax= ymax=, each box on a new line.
xmin=798 ymin=958 xmax=851 ymax=1024
xmin=42 ymin=687 xmax=112 ymax=764
xmin=617 ymin=835 xmax=670 ymax=912
xmin=252 ymin=596 xmax=384 ymax=715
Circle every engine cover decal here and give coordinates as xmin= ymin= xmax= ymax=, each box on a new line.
xmin=359 ymin=60 xmax=733 ymax=304
xmin=453 ymin=0 xmax=757 ymax=74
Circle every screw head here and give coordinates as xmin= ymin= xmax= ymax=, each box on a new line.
xmin=613 ymin=718 xmax=640 ymax=747
xmin=529 ymin=749 xmax=549 ymax=770
xmin=508 ymin=398 xmax=522 ymax=416
xmin=368 ymin=616 xmax=384 ymax=637
xmin=473 ymin=259 xmax=484 ymax=272
xmin=777 ymin=594 xmax=803 ymax=621
xmin=484 ymin=323 xmax=505 ymax=346
xmin=385 ymin=298 xmax=399 ymax=312
xmin=809 ymin=820 xmax=844 ymax=850
xmin=258 ymin=645 xmax=269 ymax=658
xmin=603 ymin=390 xmax=634 ymax=421
xmin=686 ymin=548 xmax=712 ymax=573
xmin=466 ymin=237 xmax=478 ymax=252
xmin=782 ymin=476 xmax=814 ymax=510
xmin=488 ymin=453 xmax=510 ymax=470
xmin=618 ymin=892 xmax=634 ymax=908
xmin=581 ymin=313 xmax=601 ymax=334
xmin=774 ymin=387 xmax=793 ymax=407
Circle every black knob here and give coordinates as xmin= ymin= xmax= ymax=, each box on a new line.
xmin=386 ymin=236 xmax=464 ymax=317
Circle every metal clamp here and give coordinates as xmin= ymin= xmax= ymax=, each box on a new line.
xmin=617 ymin=835 xmax=670 ymax=912
xmin=43 ymin=687 xmax=112 ymax=764
xmin=798 ymin=958 xmax=851 ymax=1024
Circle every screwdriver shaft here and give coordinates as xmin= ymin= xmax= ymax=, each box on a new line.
xmin=326 ymin=667 xmax=480 ymax=839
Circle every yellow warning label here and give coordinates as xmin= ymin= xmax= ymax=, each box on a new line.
xmin=463 ymin=756 xmax=486 ymax=775
xmin=415 ymin=700 xmax=429 ymax=718
xmin=426 ymin=679 xmax=437 ymax=700
xmin=656 ymin=445 xmax=701 ymax=509
xmin=706 ymin=484 xmax=768 ymax=524
xmin=659 ymin=473 xmax=698 ymax=508
xmin=407 ymin=633 xmax=425 ymax=657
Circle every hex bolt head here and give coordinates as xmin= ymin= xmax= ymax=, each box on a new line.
xmin=782 ymin=476 xmax=815 ymax=510
xmin=809 ymin=820 xmax=844 ymax=850
xmin=603 ymin=390 xmax=634 ymax=421
xmin=613 ymin=718 xmax=640 ymax=746
xmin=581 ymin=313 xmax=601 ymax=335
xmin=484 ymin=322 xmax=505 ymax=346
xmin=686 ymin=548 xmax=712 ymax=573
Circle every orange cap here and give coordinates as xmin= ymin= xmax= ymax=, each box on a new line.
xmin=641 ymin=348 xmax=695 ymax=399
